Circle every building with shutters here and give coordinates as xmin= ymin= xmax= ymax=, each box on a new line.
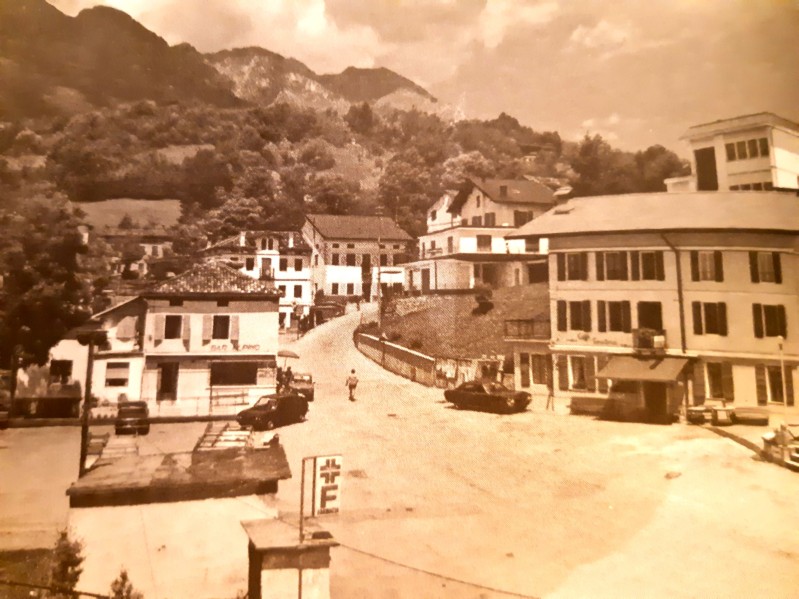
xmin=506 ymin=190 xmax=799 ymax=422
xmin=27 ymin=263 xmax=282 ymax=417
xmin=405 ymin=178 xmax=555 ymax=292
xmin=666 ymin=112 xmax=799 ymax=193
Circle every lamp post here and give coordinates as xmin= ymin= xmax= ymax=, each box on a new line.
xmin=76 ymin=324 xmax=108 ymax=478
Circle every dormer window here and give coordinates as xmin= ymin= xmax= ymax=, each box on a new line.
xmin=500 ymin=185 xmax=508 ymax=198
xmin=476 ymin=195 xmax=481 ymax=208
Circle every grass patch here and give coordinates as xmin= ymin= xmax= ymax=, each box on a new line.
xmin=76 ymin=198 xmax=182 ymax=230
xmin=0 ymin=548 xmax=52 ymax=599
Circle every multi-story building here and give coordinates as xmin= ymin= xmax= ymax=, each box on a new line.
xmin=302 ymin=214 xmax=412 ymax=299
xmin=202 ymin=231 xmax=312 ymax=328
xmin=405 ymin=178 xmax=555 ymax=292
xmin=507 ymin=191 xmax=798 ymax=422
xmin=35 ymin=263 xmax=282 ymax=416
xmin=666 ymin=112 xmax=799 ymax=193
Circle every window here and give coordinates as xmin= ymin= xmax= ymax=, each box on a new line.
xmin=260 ymin=239 xmax=267 ymax=250
xmin=759 ymin=137 xmax=769 ymax=156
xmin=217 ymin=300 xmax=229 ymax=307
xmin=499 ymin=185 xmax=508 ymax=197
xmin=245 ymin=258 xmax=255 ymax=270
xmin=559 ymin=300 xmax=591 ymax=332
xmin=210 ymin=362 xmax=257 ymax=386
xmin=212 ymin=315 xmax=230 ymax=339
xmin=105 ymin=362 xmax=129 ymax=387
xmin=735 ymin=140 xmax=748 ymax=160
xmin=279 ymin=258 xmax=287 ymax=271
xmin=331 ymin=283 xmax=339 ymax=295
xmin=278 ymin=285 xmax=287 ymax=297
xmin=164 ymin=315 xmax=182 ymax=339
xmin=557 ymin=252 xmax=588 ymax=281
xmin=346 ymin=254 xmax=356 ymax=266
xmin=726 ymin=137 xmax=769 ymax=160
xmin=706 ymin=363 xmax=724 ymax=399
xmin=749 ymin=251 xmax=782 ymax=283
xmin=430 ymin=210 xmax=436 ymax=220
xmin=692 ymin=302 xmax=728 ymax=336
xmin=752 ymin=182 xmax=763 ymax=191
xmin=50 ymin=360 xmax=73 ymax=384
xmin=294 ymin=285 xmax=302 ymax=298
xmin=430 ymin=240 xmax=436 ymax=250
xmin=472 ymin=216 xmax=483 ymax=226
xmin=331 ymin=253 xmax=339 ymax=266
xmin=346 ymin=283 xmax=354 ymax=295
xmin=764 ymin=182 xmax=774 ymax=190
xmin=690 ymin=250 xmax=724 ymax=282
xmin=531 ymin=355 xmax=548 ymax=385
xmin=476 ymin=235 xmax=492 ymax=251
xmin=605 ymin=252 xmax=628 ymax=280
xmin=380 ymin=254 xmax=388 ymax=266
xmin=752 ymin=304 xmax=787 ymax=338
xmin=447 ymin=237 xmax=453 ymax=254
xmin=570 ymin=356 xmax=588 ymax=390
xmin=748 ymin=139 xmax=759 ymax=158
xmin=725 ymin=143 xmax=736 ymax=161
xmin=514 ymin=211 xmax=533 ymax=227
xmin=597 ymin=300 xmax=631 ymax=333
xmin=632 ymin=251 xmax=665 ymax=281
xmin=332 ymin=243 xmax=339 ymax=249
xmin=268 ymin=238 xmax=274 ymax=250
xmin=520 ymin=353 xmax=530 ymax=387
xmin=637 ymin=301 xmax=663 ymax=330
xmin=347 ymin=244 xmax=355 ymax=249
xmin=484 ymin=212 xmax=496 ymax=227
xmin=393 ymin=244 xmax=400 ymax=249
xmin=169 ymin=299 xmax=183 ymax=307
xmin=476 ymin=195 xmax=481 ymax=208
xmin=294 ymin=259 xmax=303 ymax=270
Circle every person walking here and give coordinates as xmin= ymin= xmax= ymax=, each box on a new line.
xmin=284 ymin=366 xmax=294 ymax=391
xmin=346 ymin=369 xmax=359 ymax=402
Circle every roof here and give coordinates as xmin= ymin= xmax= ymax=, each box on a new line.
xmin=449 ymin=178 xmax=555 ymax=214
xmin=203 ymin=231 xmax=312 ymax=254
xmin=507 ymin=191 xmax=799 ymax=239
xmin=143 ymin=262 xmax=279 ymax=298
xmin=305 ymin=214 xmax=412 ymax=241
xmin=682 ymin=112 xmax=799 ymax=140
xmin=597 ymin=356 xmax=689 ymax=382
xmin=202 ymin=235 xmax=254 ymax=255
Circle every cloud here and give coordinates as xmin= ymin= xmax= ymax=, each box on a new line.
xmin=479 ymin=0 xmax=559 ymax=48
xmin=570 ymin=19 xmax=631 ymax=50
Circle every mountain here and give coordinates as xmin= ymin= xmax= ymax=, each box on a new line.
xmin=318 ymin=66 xmax=436 ymax=104
xmin=0 ymin=0 xmax=239 ymax=118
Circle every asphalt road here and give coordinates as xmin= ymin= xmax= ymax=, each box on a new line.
xmin=2 ymin=305 xmax=799 ymax=598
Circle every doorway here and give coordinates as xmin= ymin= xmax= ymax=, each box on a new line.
xmin=694 ymin=147 xmax=718 ymax=191
xmin=157 ymin=362 xmax=179 ymax=401
xmin=643 ymin=382 xmax=668 ymax=423
xmin=421 ymin=268 xmax=431 ymax=293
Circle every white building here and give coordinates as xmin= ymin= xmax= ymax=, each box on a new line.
xmin=667 ymin=112 xmax=799 ymax=193
xmin=301 ymin=214 xmax=412 ymax=300
xmin=405 ymin=178 xmax=555 ymax=292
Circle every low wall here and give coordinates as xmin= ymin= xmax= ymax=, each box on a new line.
xmin=355 ymin=334 xmax=437 ymax=386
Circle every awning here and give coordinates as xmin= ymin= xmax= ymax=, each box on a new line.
xmin=597 ymin=356 xmax=689 ymax=382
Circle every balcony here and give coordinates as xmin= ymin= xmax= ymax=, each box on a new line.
xmin=632 ymin=328 xmax=666 ymax=353
xmin=504 ymin=319 xmax=551 ymax=340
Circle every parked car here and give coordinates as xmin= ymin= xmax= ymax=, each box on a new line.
xmin=291 ymin=373 xmax=315 ymax=401
xmin=444 ymin=381 xmax=531 ymax=414
xmin=114 ymin=401 xmax=150 ymax=435
xmin=731 ymin=407 xmax=770 ymax=426
xmin=236 ymin=392 xmax=309 ymax=430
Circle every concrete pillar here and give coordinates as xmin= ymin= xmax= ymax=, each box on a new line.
xmin=243 ymin=519 xmax=338 ymax=599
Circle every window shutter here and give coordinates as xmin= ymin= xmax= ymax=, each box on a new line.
xmin=557 ymin=301 xmax=567 ymax=331
xmin=787 ymin=366 xmax=795 ymax=407
xmin=580 ymin=252 xmax=589 ymax=281
xmin=655 ymin=251 xmax=665 ymax=281
xmin=621 ymin=301 xmax=631 ymax=333
xmin=773 ymin=252 xmax=782 ymax=284
xmin=154 ymin=314 xmax=165 ymax=344
xmin=598 ymin=301 xmax=607 ymax=333
xmin=556 ymin=254 xmax=565 ymax=281
xmin=181 ymin=315 xmax=190 ymax=349
xmin=690 ymin=251 xmax=699 ymax=281
xmin=596 ymin=252 xmax=605 ymax=281
xmin=718 ymin=302 xmax=728 ymax=336
xmin=596 ymin=355 xmax=609 ymax=393
xmin=777 ymin=305 xmax=787 ymax=338
xmin=749 ymin=252 xmax=760 ymax=283
xmin=230 ymin=315 xmax=240 ymax=344
xmin=755 ymin=365 xmax=767 ymax=405
xmin=752 ymin=304 xmax=764 ymax=338
xmin=619 ymin=251 xmax=629 ymax=281
xmin=116 ymin=316 xmax=136 ymax=341
xmin=582 ymin=300 xmax=591 ymax=332
xmin=585 ymin=356 xmax=596 ymax=392
xmin=713 ymin=251 xmax=724 ymax=282
xmin=557 ymin=355 xmax=569 ymax=391
xmin=692 ymin=363 xmax=705 ymax=405
xmin=630 ymin=251 xmax=640 ymax=281
xmin=692 ymin=302 xmax=703 ymax=335
xmin=721 ymin=362 xmax=735 ymax=403
xmin=202 ymin=315 xmax=213 ymax=343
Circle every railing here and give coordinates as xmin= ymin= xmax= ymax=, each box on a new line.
xmin=504 ymin=319 xmax=551 ymax=340
xmin=633 ymin=328 xmax=666 ymax=352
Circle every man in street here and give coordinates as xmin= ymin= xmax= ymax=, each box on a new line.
xmin=346 ymin=369 xmax=358 ymax=401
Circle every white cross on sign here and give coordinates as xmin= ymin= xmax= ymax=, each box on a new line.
xmin=312 ymin=455 xmax=342 ymax=516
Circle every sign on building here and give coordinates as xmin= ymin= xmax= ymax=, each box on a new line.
xmin=312 ymin=455 xmax=342 ymax=516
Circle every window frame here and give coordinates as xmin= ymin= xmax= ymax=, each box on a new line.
xmin=209 ymin=362 xmax=258 ymax=386
xmin=164 ymin=315 xmax=182 ymax=339
xmin=105 ymin=361 xmax=130 ymax=387
xmin=212 ymin=315 xmax=230 ymax=340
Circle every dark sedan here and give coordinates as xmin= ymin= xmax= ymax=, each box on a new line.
xmin=236 ymin=392 xmax=309 ymax=430
xmin=444 ymin=381 xmax=531 ymax=414
xmin=114 ymin=401 xmax=150 ymax=435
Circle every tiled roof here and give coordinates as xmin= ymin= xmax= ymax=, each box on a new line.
xmin=144 ymin=263 xmax=279 ymax=297
xmin=449 ymin=178 xmax=555 ymax=214
xmin=202 ymin=235 xmax=255 ymax=254
xmin=507 ymin=191 xmax=799 ymax=239
xmin=305 ymin=214 xmax=412 ymax=241
xmin=271 ymin=230 xmax=312 ymax=253
xmin=203 ymin=231 xmax=311 ymax=254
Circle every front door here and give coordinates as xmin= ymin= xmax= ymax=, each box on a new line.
xmin=421 ymin=268 xmax=431 ymax=293
xmin=694 ymin=147 xmax=718 ymax=191
xmin=157 ymin=362 xmax=179 ymax=401
xmin=643 ymin=382 xmax=668 ymax=423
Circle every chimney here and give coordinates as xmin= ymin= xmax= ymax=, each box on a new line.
xmin=239 ymin=232 xmax=246 ymax=247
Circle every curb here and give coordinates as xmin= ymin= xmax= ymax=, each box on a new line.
xmin=705 ymin=425 xmax=763 ymax=455
xmin=7 ymin=415 xmax=237 ymax=428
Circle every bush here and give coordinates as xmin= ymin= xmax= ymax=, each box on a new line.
xmin=109 ymin=568 xmax=143 ymax=599
xmin=49 ymin=529 xmax=84 ymax=596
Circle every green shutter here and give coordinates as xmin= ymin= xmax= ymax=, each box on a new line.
xmin=718 ymin=303 xmax=728 ymax=336
xmin=755 ymin=365 xmax=767 ymax=405
xmin=580 ymin=252 xmax=589 ymax=281
xmin=202 ymin=314 xmax=213 ymax=343
xmin=777 ymin=305 xmax=787 ymax=339
xmin=620 ymin=251 xmax=629 ymax=280
xmin=752 ymin=304 xmax=764 ymax=338
xmin=557 ymin=355 xmax=569 ymax=391
xmin=557 ymin=301 xmax=567 ymax=331
xmin=692 ymin=302 xmax=703 ymax=335
xmin=557 ymin=254 xmax=565 ymax=281
xmin=773 ymin=253 xmax=782 ymax=284
xmin=582 ymin=300 xmax=591 ymax=332
xmin=621 ymin=301 xmax=632 ymax=333
xmin=713 ymin=251 xmax=724 ymax=282
xmin=596 ymin=252 xmax=605 ymax=281
xmin=690 ymin=251 xmax=699 ymax=281
xmin=721 ymin=362 xmax=735 ymax=403
xmin=596 ymin=355 xmax=609 ymax=393
xmin=655 ymin=251 xmax=665 ymax=281
xmin=598 ymin=301 xmax=607 ymax=333
xmin=749 ymin=252 xmax=760 ymax=283
xmin=630 ymin=251 xmax=640 ymax=281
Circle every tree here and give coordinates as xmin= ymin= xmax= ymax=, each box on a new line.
xmin=109 ymin=568 xmax=143 ymax=599
xmin=307 ymin=174 xmax=358 ymax=215
xmin=440 ymin=151 xmax=495 ymax=190
xmin=48 ymin=529 xmax=84 ymax=596
xmin=568 ymin=133 xmax=638 ymax=196
xmin=118 ymin=214 xmax=135 ymax=229
xmin=634 ymin=144 xmax=690 ymax=192
xmin=181 ymin=149 xmax=232 ymax=209
xmin=345 ymin=102 xmax=376 ymax=134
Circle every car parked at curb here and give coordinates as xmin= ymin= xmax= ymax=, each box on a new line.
xmin=444 ymin=381 xmax=531 ymax=414
xmin=291 ymin=373 xmax=315 ymax=401
xmin=236 ymin=392 xmax=309 ymax=430
xmin=114 ymin=401 xmax=150 ymax=435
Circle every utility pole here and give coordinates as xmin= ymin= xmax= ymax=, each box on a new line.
xmin=376 ymin=209 xmax=383 ymax=331
xmin=76 ymin=325 xmax=107 ymax=478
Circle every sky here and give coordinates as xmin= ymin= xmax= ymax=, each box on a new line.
xmin=50 ymin=0 xmax=799 ymax=153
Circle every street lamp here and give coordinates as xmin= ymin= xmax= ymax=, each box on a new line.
xmin=75 ymin=323 xmax=108 ymax=478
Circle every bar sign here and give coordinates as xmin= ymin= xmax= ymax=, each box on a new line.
xmin=312 ymin=455 xmax=342 ymax=516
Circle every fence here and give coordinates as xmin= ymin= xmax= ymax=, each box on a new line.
xmin=355 ymin=334 xmax=437 ymax=386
